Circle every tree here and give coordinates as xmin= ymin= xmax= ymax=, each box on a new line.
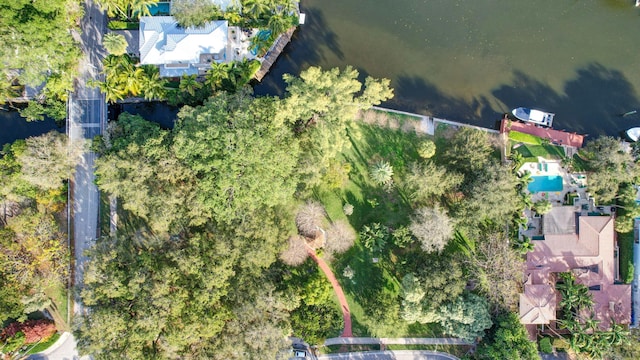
xmin=280 ymin=66 xmax=393 ymax=186
xmin=294 ymin=202 xmax=326 ymax=238
xmin=171 ymin=0 xmax=221 ymax=28
xmin=417 ymin=139 xmax=436 ymax=159
xmin=280 ymin=235 xmax=309 ymax=266
xmin=437 ymin=293 xmax=492 ymax=341
xmin=403 ymin=161 xmax=463 ymax=205
xmin=463 ymin=162 xmax=522 ymax=225
xmin=533 ymin=199 xmax=552 ymax=215
xmin=173 ymin=90 xmax=301 ymax=226
xmin=468 ymin=233 xmax=524 ymax=311
xmin=140 ymin=65 xmax=168 ymax=100
xmin=0 ymin=0 xmax=81 ymax=105
xmin=441 ymin=127 xmax=494 ymax=176
xmin=96 ymin=0 xmax=128 ymax=19
xmin=75 ymin=232 xmax=239 ymax=359
xmin=583 ymin=136 xmax=638 ymax=204
xmin=95 ymin=114 xmax=202 ymax=234
xmin=102 ymin=33 xmax=129 ymax=56
xmin=409 ymin=207 xmax=454 ymax=253
xmin=555 ymin=272 xmax=593 ymax=318
xmin=242 ymin=0 xmax=271 ymax=20
xmin=400 ymin=254 xmax=466 ymax=324
xmin=475 ymin=312 xmax=539 ymax=360
xmin=179 ymin=74 xmax=203 ymax=96
xmin=369 ymin=160 xmax=394 ymax=186
xmin=325 ymin=220 xmax=356 ymax=254
xmin=17 ymin=131 xmax=84 ymax=190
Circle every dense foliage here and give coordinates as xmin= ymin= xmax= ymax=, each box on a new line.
xmin=0 ymin=0 xmax=82 ymax=120
xmin=78 ymin=67 xmax=392 ymax=357
xmin=0 ymin=132 xmax=81 ymax=326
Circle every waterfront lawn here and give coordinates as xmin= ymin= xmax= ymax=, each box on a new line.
xmin=508 ymin=130 xmax=543 ymax=145
xmin=512 ymin=142 xmax=564 ymax=162
xmin=315 ymin=122 xmax=442 ymax=338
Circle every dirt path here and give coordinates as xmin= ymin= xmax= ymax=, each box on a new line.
xmin=307 ymin=248 xmax=353 ymax=337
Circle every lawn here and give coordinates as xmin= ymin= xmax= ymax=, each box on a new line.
xmin=617 ymin=225 xmax=634 ymax=284
xmin=512 ymin=141 xmax=565 ymax=162
xmin=315 ymin=122 xmax=443 ymax=338
xmin=44 ymin=281 xmax=69 ymax=331
xmin=508 ymin=131 xmax=543 ymax=145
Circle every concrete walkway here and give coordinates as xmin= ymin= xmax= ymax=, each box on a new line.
xmin=307 ymin=248 xmax=353 ymax=337
xmin=324 ymin=337 xmax=473 ymax=347
xmin=318 ymin=350 xmax=460 ymax=360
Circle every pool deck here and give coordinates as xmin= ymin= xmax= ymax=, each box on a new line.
xmin=520 ymin=160 xmax=588 ymax=205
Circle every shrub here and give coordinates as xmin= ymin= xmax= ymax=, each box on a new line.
xmin=369 ymin=160 xmax=394 ymax=186
xmin=360 ymin=223 xmax=389 ymax=253
xmin=295 ymin=202 xmax=326 ymax=238
xmin=533 ymin=199 xmax=552 ymax=215
xmin=280 ymin=236 xmax=309 ymax=266
xmin=107 ymin=21 xmax=139 ymax=30
xmin=417 ymin=139 xmax=436 ymax=159
xmin=343 ymin=203 xmax=354 ymax=216
xmin=539 ymin=337 xmax=553 ymax=354
xmin=325 ymin=220 xmax=356 ymax=254
xmin=409 ymin=207 xmax=454 ymax=253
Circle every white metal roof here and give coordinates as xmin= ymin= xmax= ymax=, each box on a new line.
xmin=139 ymin=16 xmax=228 ymax=67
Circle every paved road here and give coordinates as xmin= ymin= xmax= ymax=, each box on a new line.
xmin=632 ymin=218 xmax=640 ymax=327
xmin=317 ymin=350 xmax=460 ymax=360
xmin=69 ymin=0 xmax=106 ymax=318
xmin=324 ymin=338 xmax=473 ymax=347
xmin=27 ymin=332 xmax=78 ymax=360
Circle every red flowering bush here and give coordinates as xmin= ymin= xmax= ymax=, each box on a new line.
xmin=0 ymin=319 xmax=56 ymax=344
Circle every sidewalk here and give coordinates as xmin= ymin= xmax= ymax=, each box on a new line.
xmin=324 ymin=337 xmax=473 ymax=346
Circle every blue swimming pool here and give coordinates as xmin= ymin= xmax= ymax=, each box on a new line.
xmin=528 ymin=175 xmax=563 ymax=193
xmin=148 ymin=2 xmax=170 ymax=16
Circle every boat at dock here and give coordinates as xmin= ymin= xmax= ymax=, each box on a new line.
xmin=625 ymin=127 xmax=640 ymax=142
xmin=511 ymin=107 xmax=555 ymax=128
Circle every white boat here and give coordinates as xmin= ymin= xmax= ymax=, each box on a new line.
xmin=626 ymin=127 xmax=640 ymax=142
xmin=512 ymin=107 xmax=555 ymax=127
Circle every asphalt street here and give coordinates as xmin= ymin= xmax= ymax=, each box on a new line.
xmin=317 ymin=350 xmax=460 ymax=360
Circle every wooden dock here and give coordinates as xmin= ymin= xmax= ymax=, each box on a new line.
xmin=253 ymin=27 xmax=296 ymax=81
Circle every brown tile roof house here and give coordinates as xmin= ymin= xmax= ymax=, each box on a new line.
xmin=520 ymin=212 xmax=631 ymax=338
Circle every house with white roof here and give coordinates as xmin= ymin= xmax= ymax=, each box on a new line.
xmin=139 ymin=16 xmax=228 ymax=77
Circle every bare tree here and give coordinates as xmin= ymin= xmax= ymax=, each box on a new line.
xmin=409 ymin=207 xmax=453 ymax=253
xmin=17 ymin=131 xmax=85 ymax=190
xmin=325 ymin=220 xmax=356 ymax=254
xmin=279 ymin=235 xmax=309 ymax=266
xmin=295 ymin=201 xmax=326 ymax=237
xmin=467 ymin=233 xmax=524 ymax=312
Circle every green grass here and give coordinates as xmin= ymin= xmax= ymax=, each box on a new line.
xmin=508 ymin=131 xmax=543 ymax=145
xmin=44 ymin=281 xmax=69 ymax=330
xmin=512 ymin=142 xmax=565 ymax=162
xmin=107 ymin=20 xmax=140 ymax=30
xmin=313 ymin=122 xmax=448 ymax=338
xmin=618 ymin=228 xmax=634 ymax=284
xmin=25 ymin=332 xmax=61 ymax=355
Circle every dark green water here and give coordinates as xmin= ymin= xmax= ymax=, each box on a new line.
xmin=255 ymin=0 xmax=640 ymax=137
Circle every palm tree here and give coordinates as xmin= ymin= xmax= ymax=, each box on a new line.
xmin=103 ymin=33 xmax=129 ymax=56
xmin=556 ymin=272 xmax=594 ymax=317
xmin=124 ymin=66 xmax=144 ymax=96
xmin=249 ymin=32 xmax=272 ymax=57
xmin=604 ymin=320 xmax=629 ymax=347
xmin=242 ymin=0 xmax=270 ymax=20
xmin=140 ymin=66 xmax=167 ymax=100
xmin=129 ymin=0 xmax=156 ymax=19
xmin=179 ymin=74 xmax=202 ymax=96
xmin=267 ymin=14 xmax=290 ymax=36
xmin=205 ymin=62 xmax=229 ymax=89
xmin=97 ymin=0 xmax=128 ymax=19
xmin=97 ymin=79 xmax=126 ymax=103
xmin=370 ymin=161 xmax=394 ymax=186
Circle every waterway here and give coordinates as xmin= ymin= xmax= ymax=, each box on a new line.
xmin=255 ymin=0 xmax=640 ymax=137
xmin=0 ymin=110 xmax=64 ymax=148
xmin=4 ymin=1 xmax=640 ymax=143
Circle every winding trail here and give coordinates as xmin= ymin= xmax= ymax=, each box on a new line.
xmin=307 ymin=248 xmax=353 ymax=337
